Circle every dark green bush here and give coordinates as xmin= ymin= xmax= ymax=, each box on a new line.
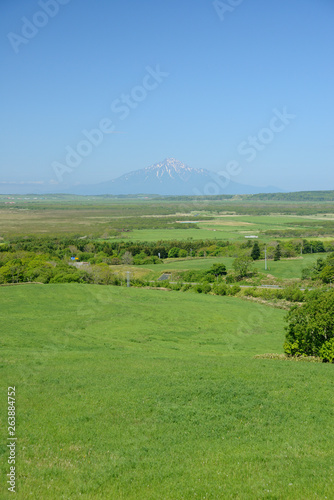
xmin=319 ymin=338 xmax=334 ymax=362
xmin=168 ymin=247 xmax=180 ymax=258
xmin=212 ymin=284 xmax=227 ymax=296
xmin=227 ymin=285 xmax=241 ymax=296
xmin=193 ymin=282 xmax=211 ymax=294
xmin=284 ymin=290 xmax=334 ymax=360
xmin=181 ymin=283 xmax=191 ymax=292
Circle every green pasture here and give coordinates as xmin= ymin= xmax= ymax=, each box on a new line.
xmin=137 ymin=257 xmax=236 ymax=281
xmin=135 ymin=253 xmax=323 ymax=282
xmin=196 ymin=214 xmax=333 ymax=242
xmin=113 ymin=213 xmax=334 ymax=243
xmin=1 ymin=198 xmax=333 ymax=241
xmin=115 ymin=228 xmax=227 ymax=242
xmin=115 ymin=215 xmax=307 ymax=243
xmin=252 ymin=253 xmax=322 ymax=279
xmin=1 ymin=285 xmax=333 ymax=498
xmin=156 ymin=257 xmax=235 ymax=271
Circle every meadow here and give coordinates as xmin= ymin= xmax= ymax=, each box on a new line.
xmin=121 ymin=253 xmax=322 ymax=283
xmin=1 ymin=195 xmax=334 ymax=498
xmin=1 ymin=195 xmax=334 ymax=241
xmin=0 ymin=284 xmax=333 ymax=499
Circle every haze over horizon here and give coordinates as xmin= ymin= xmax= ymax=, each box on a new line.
xmin=1 ymin=0 xmax=333 ymax=193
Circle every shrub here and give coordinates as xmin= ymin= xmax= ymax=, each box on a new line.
xmin=227 ymin=285 xmax=241 ymax=296
xmin=171 ymin=282 xmax=183 ymax=291
xmin=78 ymin=252 xmax=94 ymax=261
xmin=0 ymin=259 xmax=25 ymax=283
xmin=301 ymin=266 xmax=313 ymax=280
xmin=178 ymin=249 xmax=188 ymax=258
xmin=168 ymin=247 xmax=180 ymax=258
xmin=283 ymin=286 xmax=304 ymax=302
xmin=284 ymin=290 xmax=334 ymax=358
xmin=193 ymin=282 xmax=211 ymax=294
xmin=121 ymin=251 xmax=133 ymax=265
xmin=319 ymin=338 xmax=334 ymax=363
xmin=203 ymin=272 xmax=215 ymax=282
xmin=201 ymin=282 xmax=212 ymax=294
xmin=226 ymin=274 xmax=236 ymax=284
xmin=179 ymin=270 xmax=208 ymax=283
xmin=212 ymin=284 xmax=227 ymax=296
xmin=210 ymin=263 xmax=227 ymax=276
xmin=320 ymin=265 xmax=334 ymax=284
xmin=181 ymin=283 xmax=191 ymax=292
xmin=50 ymin=272 xmax=81 ymax=283
xmin=110 ymin=257 xmax=121 ymax=265
xmin=242 ymin=287 xmax=257 ymax=297
xmin=233 ymin=256 xmax=253 ymax=278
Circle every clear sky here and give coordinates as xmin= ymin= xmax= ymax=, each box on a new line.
xmin=1 ymin=0 xmax=333 ymax=192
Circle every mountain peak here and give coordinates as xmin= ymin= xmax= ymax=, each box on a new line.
xmin=148 ymin=157 xmax=190 ymax=169
xmin=144 ymin=158 xmax=205 ymax=181
xmin=69 ymin=158 xmax=283 ymax=195
xmin=163 ymin=157 xmax=178 ymax=163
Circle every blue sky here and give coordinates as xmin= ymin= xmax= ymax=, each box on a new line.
xmin=1 ymin=0 xmax=333 ymax=192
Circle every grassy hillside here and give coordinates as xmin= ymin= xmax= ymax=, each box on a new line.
xmin=0 ymin=285 xmax=333 ymax=498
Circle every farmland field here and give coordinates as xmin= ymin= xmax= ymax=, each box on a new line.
xmin=0 ymin=285 xmax=334 ymax=499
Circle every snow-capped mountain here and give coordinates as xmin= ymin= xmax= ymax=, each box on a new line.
xmin=77 ymin=157 xmax=281 ymax=196
xmin=106 ymin=157 xmax=214 ymax=195
xmin=132 ymin=157 xmax=207 ymax=182
xmin=0 ymin=158 xmax=282 ymax=195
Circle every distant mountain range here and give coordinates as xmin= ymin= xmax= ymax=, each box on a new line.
xmin=70 ymin=158 xmax=282 ymax=196
xmin=0 ymin=158 xmax=283 ymax=196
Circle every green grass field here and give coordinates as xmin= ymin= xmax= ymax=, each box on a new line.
xmin=1 ymin=285 xmax=333 ymax=498
xmin=1 ymin=198 xmax=333 ymax=242
xmin=134 ymin=253 xmax=322 ymax=282
xmin=118 ymin=228 xmax=228 ymax=242
xmin=117 ymin=214 xmax=334 ymax=243
xmin=252 ymin=253 xmax=322 ymax=279
xmin=115 ymin=215 xmax=333 ymax=243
